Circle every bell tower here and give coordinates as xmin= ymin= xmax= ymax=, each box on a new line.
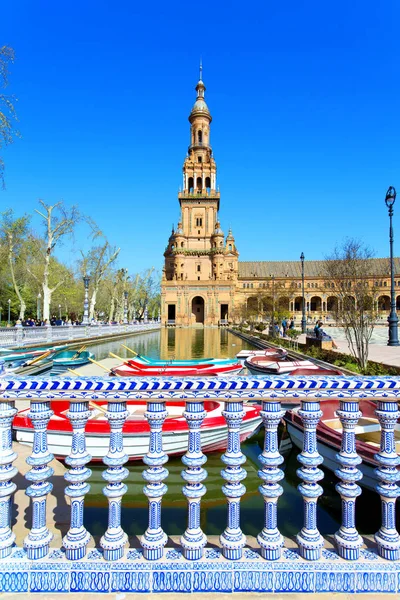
xmin=162 ymin=65 xmax=238 ymax=327
xmin=179 ymin=62 xmax=219 ymax=245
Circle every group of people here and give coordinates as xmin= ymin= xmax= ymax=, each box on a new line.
xmin=281 ymin=318 xmax=295 ymax=336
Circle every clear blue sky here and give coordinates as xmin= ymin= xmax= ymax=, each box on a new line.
xmin=1 ymin=1 xmax=399 ymax=273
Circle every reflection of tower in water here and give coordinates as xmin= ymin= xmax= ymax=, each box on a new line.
xmin=160 ymin=328 xmax=246 ymax=360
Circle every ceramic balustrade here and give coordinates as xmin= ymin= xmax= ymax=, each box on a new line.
xmin=23 ymin=400 xmax=54 ymax=559
xmin=0 ymin=375 xmax=398 ymax=594
xmin=0 ymin=322 xmax=160 ymax=347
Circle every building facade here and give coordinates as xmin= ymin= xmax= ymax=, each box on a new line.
xmin=161 ymin=74 xmax=399 ymax=327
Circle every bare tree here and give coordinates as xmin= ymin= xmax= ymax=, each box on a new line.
xmin=80 ymin=221 xmax=120 ymax=321
xmin=29 ymin=200 xmax=79 ymax=322
xmin=324 ymin=238 xmax=379 ymax=372
xmin=0 ymin=209 xmax=30 ymax=319
xmin=0 ymin=46 xmax=19 ymax=187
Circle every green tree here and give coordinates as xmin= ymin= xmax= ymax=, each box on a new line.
xmin=0 ymin=209 xmax=30 ymax=319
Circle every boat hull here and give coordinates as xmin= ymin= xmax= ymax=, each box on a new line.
xmin=14 ymin=400 xmax=261 ymax=461
xmin=53 ymin=350 xmax=94 ymax=367
xmin=286 ymin=420 xmax=377 ymax=491
xmin=112 ymin=363 xmax=243 ymax=377
xmin=134 ymin=354 xmax=236 ymax=367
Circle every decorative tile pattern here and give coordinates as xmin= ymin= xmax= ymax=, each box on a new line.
xmin=205 ymin=549 xmax=221 ymax=559
xmin=166 ymin=549 xmax=182 ymax=559
xmin=315 ymin=571 xmax=355 ymax=592
xmin=153 ymin=570 xmax=192 ymax=592
xmin=274 ymin=570 xmax=315 ymax=592
xmin=30 ymin=570 xmax=69 ymax=592
xmin=126 ymin=549 xmax=142 ymax=561
xmin=111 ymin=569 xmax=151 ymax=592
xmin=70 ymin=570 xmax=111 ymax=592
xmin=192 ymin=569 xmax=232 ymax=592
xmin=4 ymin=375 xmax=400 ymax=400
xmin=0 ymin=554 xmax=398 ymax=593
xmin=234 ymin=569 xmax=273 ymax=592
xmin=243 ymin=549 xmax=260 ymax=559
xmin=0 ymin=570 xmax=29 ymax=592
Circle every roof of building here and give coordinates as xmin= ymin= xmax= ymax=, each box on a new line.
xmin=238 ymin=258 xmax=399 ymax=279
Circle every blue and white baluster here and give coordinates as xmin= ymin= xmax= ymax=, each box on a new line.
xmin=141 ymin=401 xmax=168 ymax=560
xmin=257 ymin=399 xmax=285 ymax=560
xmin=63 ymin=401 xmax=92 ymax=560
xmin=100 ymin=401 xmax=129 ymax=561
xmin=374 ymin=398 xmax=400 ymax=560
xmin=24 ymin=400 xmax=54 ymax=559
xmin=220 ymin=400 xmax=247 ymax=560
xmin=180 ymin=401 xmax=207 ymax=560
xmin=0 ymin=399 xmax=17 ymax=558
xmin=334 ymin=399 xmax=363 ymax=559
xmin=296 ymin=399 xmax=324 ymax=560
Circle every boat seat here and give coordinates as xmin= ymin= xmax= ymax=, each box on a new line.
xmin=325 ymin=418 xmax=381 ymax=435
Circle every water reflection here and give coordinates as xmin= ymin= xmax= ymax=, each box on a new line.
xmin=160 ymin=328 xmax=247 ymax=360
xmin=77 ymin=328 xmax=251 ymax=363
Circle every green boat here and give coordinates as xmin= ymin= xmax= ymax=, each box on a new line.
xmin=0 ymin=344 xmax=69 ymax=363
xmin=52 ymin=350 xmax=94 ymax=367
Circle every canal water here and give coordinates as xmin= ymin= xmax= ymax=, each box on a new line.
xmin=82 ymin=328 xmax=385 ymax=541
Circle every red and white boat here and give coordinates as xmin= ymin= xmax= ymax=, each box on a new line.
xmin=236 ymin=348 xmax=288 ymax=360
xmin=111 ymin=360 xmax=243 ymax=377
xmin=13 ymin=400 xmax=262 ymax=461
xmin=285 ymin=399 xmax=395 ymax=491
xmin=245 ymin=356 xmax=317 ymax=375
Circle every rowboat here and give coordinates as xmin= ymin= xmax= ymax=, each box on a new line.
xmin=111 ymin=361 xmax=243 ymax=377
xmin=284 ymin=399 xmax=393 ymax=491
xmin=245 ymin=356 xmax=317 ymax=375
xmin=52 ymin=349 xmax=94 ymax=367
xmin=236 ymin=348 xmax=288 ymax=360
xmin=13 ymin=400 xmax=262 ymax=461
xmin=131 ymin=353 xmax=237 ymax=367
xmin=0 ymin=345 xmax=68 ymax=366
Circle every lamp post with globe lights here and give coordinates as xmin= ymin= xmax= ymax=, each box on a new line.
xmin=385 ymin=186 xmax=399 ymax=346
xmin=300 ymin=252 xmax=306 ymax=334
xmin=83 ymin=274 xmax=90 ymax=325
xmin=37 ymin=293 xmax=41 ymax=321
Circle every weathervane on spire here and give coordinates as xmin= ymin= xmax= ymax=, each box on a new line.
xmin=199 ymin=58 xmax=203 ymax=81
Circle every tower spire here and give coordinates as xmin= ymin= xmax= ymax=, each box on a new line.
xmin=199 ymin=58 xmax=203 ymax=81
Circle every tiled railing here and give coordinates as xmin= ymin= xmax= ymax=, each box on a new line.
xmin=0 ymin=322 xmax=160 ymax=348
xmin=0 ymin=375 xmax=399 ymax=593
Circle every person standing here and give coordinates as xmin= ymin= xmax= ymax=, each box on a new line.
xmin=282 ymin=318 xmax=287 ymax=337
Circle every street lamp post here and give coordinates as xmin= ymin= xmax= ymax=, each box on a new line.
xmin=300 ymin=252 xmax=306 ymax=333
xmin=7 ymin=299 xmax=11 ymax=326
xmin=82 ymin=274 xmax=90 ymax=325
xmin=270 ymin=273 xmax=275 ymax=336
xmin=385 ymin=186 xmax=399 ymax=346
xmin=37 ymin=293 xmax=41 ymax=321
xmin=58 ymin=304 xmax=62 ymax=321
xmin=123 ymin=290 xmax=128 ymax=324
xmin=0 ymin=307 xmax=2 ymax=325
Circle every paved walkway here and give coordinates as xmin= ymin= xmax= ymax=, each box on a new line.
xmin=297 ymin=332 xmax=400 ymax=368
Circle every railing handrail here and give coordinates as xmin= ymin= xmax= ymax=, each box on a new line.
xmin=0 ymin=374 xmax=399 ymax=593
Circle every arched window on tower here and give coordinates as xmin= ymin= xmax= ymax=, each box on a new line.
xmin=205 ymin=177 xmax=211 ymax=193
xmin=198 ymin=130 xmax=202 ymax=144
xmin=188 ymin=177 xmax=194 ymax=193
xmin=228 ymin=244 xmax=232 ymax=251
xmin=196 ymin=177 xmax=202 ymax=192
